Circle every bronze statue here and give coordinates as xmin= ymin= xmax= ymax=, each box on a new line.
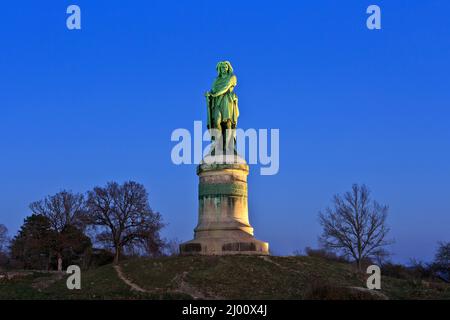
xmin=205 ymin=61 xmax=239 ymax=155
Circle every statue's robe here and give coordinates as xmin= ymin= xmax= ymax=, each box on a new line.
xmin=210 ymin=73 xmax=239 ymax=127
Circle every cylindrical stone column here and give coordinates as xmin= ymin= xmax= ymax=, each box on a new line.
xmin=180 ymin=156 xmax=269 ymax=255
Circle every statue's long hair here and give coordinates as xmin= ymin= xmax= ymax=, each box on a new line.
xmin=216 ymin=61 xmax=233 ymax=76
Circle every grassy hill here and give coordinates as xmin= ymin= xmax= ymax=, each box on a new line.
xmin=1 ymin=255 xmax=449 ymax=300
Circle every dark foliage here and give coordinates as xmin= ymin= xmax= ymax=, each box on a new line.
xmin=10 ymin=214 xmax=91 ymax=270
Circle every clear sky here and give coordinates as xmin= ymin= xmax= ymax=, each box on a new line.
xmin=1 ymin=1 xmax=449 ymax=263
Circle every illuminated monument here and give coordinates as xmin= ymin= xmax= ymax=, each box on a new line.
xmin=180 ymin=61 xmax=269 ymax=255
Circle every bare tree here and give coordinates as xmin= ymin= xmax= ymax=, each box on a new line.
xmin=319 ymin=184 xmax=393 ymax=270
xmin=86 ymin=181 xmax=165 ymax=264
xmin=30 ymin=191 xmax=86 ymax=271
xmin=164 ymin=238 xmax=182 ymax=256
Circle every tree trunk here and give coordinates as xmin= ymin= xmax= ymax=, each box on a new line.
xmin=57 ymin=253 xmax=63 ymax=272
xmin=356 ymin=258 xmax=362 ymax=271
xmin=48 ymin=250 xmax=52 ymax=271
xmin=114 ymin=246 xmax=121 ymax=265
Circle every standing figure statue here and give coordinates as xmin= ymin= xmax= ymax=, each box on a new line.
xmin=205 ymin=61 xmax=239 ymax=156
xmin=179 ymin=61 xmax=269 ymax=256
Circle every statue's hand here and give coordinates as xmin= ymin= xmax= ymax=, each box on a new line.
xmin=205 ymin=91 xmax=211 ymax=97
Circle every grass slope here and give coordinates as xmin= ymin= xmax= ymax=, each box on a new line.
xmin=1 ymin=255 xmax=449 ymax=300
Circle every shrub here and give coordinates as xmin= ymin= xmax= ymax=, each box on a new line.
xmin=304 ymin=247 xmax=348 ymax=263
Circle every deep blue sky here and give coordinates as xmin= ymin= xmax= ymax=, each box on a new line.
xmin=1 ymin=1 xmax=449 ymax=263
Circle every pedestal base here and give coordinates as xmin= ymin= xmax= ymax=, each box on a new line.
xmin=180 ymin=237 xmax=269 ymax=255
xmin=180 ymin=155 xmax=269 ymax=256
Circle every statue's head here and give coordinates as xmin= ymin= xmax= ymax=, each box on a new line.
xmin=216 ymin=61 xmax=233 ymax=76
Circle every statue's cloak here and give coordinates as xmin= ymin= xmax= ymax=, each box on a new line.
xmin=209 ymin=74 xmax=239 ymax=126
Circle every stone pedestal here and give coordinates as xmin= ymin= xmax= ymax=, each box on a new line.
xmin=180 ymin=155 xmax=269 ymax=255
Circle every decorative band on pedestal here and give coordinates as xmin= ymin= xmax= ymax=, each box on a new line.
xmin=199 ymin=183 xmax=247 ymax=198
